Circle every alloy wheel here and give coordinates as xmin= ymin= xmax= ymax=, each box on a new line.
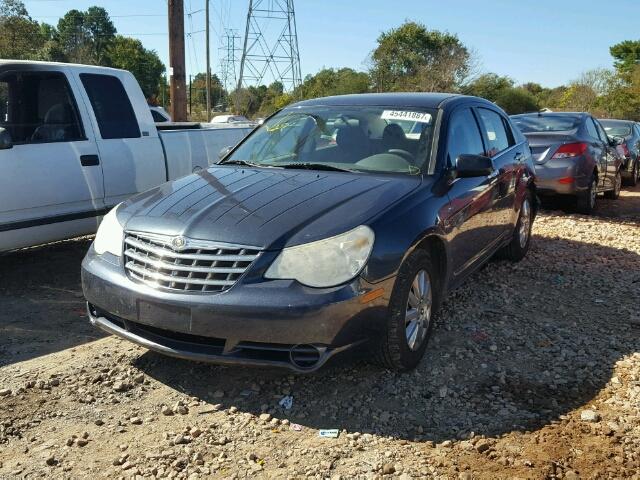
xmin=614 ymin=172 xmax=621 ymax=197
xmin=405 ymin=269 xmax=432 ymax=351
xmin=589 ymin=178 xmax=597 ymax=209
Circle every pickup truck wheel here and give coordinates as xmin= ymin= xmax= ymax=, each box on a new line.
xmin=373 ymin=249 xmax=441 ymax=372
xmin=577 ymin=175 xmax=597 ymax=214
xmin=501 ymin=191 xmax=533 ymax=262
xmin=604 ymin=171 xmax=621 ymax=199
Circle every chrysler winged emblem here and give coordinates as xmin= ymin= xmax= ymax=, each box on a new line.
xmin=171 ymin=236 xmax=187 ymax=250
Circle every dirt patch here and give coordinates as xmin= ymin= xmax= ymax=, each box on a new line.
xmin=0 ymin=186 xmax=639 ymax=479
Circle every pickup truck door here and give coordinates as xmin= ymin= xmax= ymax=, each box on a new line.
xmin=442 ymin=107 xmax=503 ymax=279
xmin=74 ymin=70 xmax=166 ymax=206
xmin=0 ymin=67 xmax=104 ymax=248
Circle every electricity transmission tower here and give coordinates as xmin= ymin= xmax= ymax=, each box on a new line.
xmin=219 ymin=29 xmax=241 ymax=106
xmin=237 ymin=0 xmax=302 ymax=94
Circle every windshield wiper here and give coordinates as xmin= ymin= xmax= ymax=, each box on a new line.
xmin=219 ymin=159 xmax=264 ymax=167
xmin=278 ymin=162 xmax=355 ymax=172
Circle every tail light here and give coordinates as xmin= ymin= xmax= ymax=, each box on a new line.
xmin=551 ymin=142 xmax=588 ymax=159
xmin=621 ymin=143 xmax=630 ymax=158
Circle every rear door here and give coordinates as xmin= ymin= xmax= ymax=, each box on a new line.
xmin=75 ymin=71 xmax=166 ymax=206
xmin=0 ymin=67 xmax=104 ymax=248
xmin=444 ymin=106 xmax=503 ymax=278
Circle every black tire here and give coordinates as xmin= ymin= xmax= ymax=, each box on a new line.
xmin=501 ymin=190 xmax=533 ymax=262
xmin=604 ymin=171 xmax=622 ymax=199
xmin=625 ymin=161 xmax=639 ymax=187
xmin=577 ymin=174 xmax=597 ymax=214
xmin=373 ymin=249 xmax=441 ymax=372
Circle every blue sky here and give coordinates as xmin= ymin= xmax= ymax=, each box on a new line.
xmin=26 ymin=0 xmax=640 ymax=88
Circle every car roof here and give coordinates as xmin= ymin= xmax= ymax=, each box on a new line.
xmin=598 ymin=118 xmax=634 ymax=125
xmin=512 ymin=112 xmax=588 ymax=118
xmin=289 ymin=92 xmax=486 ymax=109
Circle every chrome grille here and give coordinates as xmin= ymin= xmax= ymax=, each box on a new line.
xmin=123 ymin=232 xmax=260 ymax=293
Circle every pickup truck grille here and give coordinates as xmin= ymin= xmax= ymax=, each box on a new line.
xmin=123 ymin=232 xmax=260 ymax=293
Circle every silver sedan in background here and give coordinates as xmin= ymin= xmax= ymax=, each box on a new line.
xmin=511 ymin=112 xmax=623 ymax=214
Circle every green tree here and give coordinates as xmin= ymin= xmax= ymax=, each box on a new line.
xmin=462 ymin=73 xmax=514 ymax=100
xmin=610 ymin=40 xmax=640 ymax=74
xmin=370 ymin=21 xmax=471 ymax=92
xmin=296 ymin=68 xmax=370 ymax=99
xmin=106 ymin=36 xmax=165 ymax=99
xmin=0 ymin=0 xmax=44 ymax=59
xmin=494 ymin=88 xmax=538 ymax=114
xmin=57 ymin=7 xmax=115 ymax=64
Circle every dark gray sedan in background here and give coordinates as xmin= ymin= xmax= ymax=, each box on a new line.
xmin=599 ymin=118 xmax=640 ymax=186
xmin=82 ymin=93 xmax=536 ymax=373
xmin=512 ymin=112 xmax=623 ymax=214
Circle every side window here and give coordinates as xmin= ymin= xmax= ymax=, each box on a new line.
xmin=150 ymin=109 xmax=167 ymax=122
xmin=446 ymin=108 xmax=485 ymax=167
xmin=585 ymin=118 xmax=599 ymax=140
xmin=80 ymin=74 xmax=140 ymax=139
xmin=476 ymin=108 xmax=513 ymax=157
xmin=0 ymin=71 xmax=83 ymax=145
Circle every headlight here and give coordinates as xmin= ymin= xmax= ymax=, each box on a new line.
xmin=94 ymin=204 xmax=124 ymax=257
xmin=265 ymin=225 xmax=374 ymax=288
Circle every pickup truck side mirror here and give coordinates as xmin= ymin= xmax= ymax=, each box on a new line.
xmin=0 ymin=127 xmax=13 ymax=150
xmin=218 ymin=145 xmax=233 ymax=160
xmin=455 ymin=154 xmax=494 ymax=178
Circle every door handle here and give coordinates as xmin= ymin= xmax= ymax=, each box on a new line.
xmin=80 ymin=154 xmax=100 ymax=166
xmin=514 ymin=152 xmax=524 ymax=163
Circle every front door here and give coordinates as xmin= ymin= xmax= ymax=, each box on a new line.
xmin=443 ymin=107 xmax=503 ymax=278
xmin=0 ymin=68 xmax=104 ymax=249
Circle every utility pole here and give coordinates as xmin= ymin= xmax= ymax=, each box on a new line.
xmin=205 ymin=0 xmax=212 ymax=122
xmin=168 ymin=0 xmax=187 ymax=121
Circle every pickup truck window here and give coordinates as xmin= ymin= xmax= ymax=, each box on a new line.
xmin=80 ymin=73 xmax=140 ymax=140
xmin=0 ymin=71 xmax=84 ymax=145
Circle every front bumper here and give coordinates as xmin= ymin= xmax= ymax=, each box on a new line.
xmin=81 ymin=245 xmax=391 ymax=372
xmin=534 ymin=161 xmax=586 ymax=196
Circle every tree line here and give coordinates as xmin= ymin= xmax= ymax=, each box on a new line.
xmin=2 ymin=1 xmax=639 ymax=120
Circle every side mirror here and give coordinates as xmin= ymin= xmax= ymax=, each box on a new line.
xmin=455 ymin=154 xmax=494 ymax=178
xmin=0 ymin=127 xmax=13 ymax=150
xmin=218 ymin=145 xmax=233 ymax=160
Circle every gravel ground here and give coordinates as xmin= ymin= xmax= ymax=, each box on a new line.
xmin=0 ymin=186 xmax=639 ymax=479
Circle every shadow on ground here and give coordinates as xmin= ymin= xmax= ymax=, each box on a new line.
xmin=0 ymin=237 xmax=104 ymax=367
xmin=135 ymin=234 xmax=640 ymax=443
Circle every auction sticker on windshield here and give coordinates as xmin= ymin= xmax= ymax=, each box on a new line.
xmin=381 ymin=110 xmax=432 ymax=124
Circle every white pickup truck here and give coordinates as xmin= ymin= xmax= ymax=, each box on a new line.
xmin=0 ymin=60 xmax=253 ymax=252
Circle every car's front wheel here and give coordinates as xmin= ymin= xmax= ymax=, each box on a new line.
xmin=374 ymin=249 xmax=441 ymax=372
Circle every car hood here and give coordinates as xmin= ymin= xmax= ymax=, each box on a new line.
xmin=118 ymin=166 xmax=422 ymax=250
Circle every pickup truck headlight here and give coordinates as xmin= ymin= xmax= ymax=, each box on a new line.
xmin=94 ymin=204 xmax=124 ymax=257
xmin=265 ymin=225 xmax=374 ymax=288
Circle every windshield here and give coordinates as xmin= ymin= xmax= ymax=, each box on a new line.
xmin=223 ymin=105 xmax=437 ymax=175
xmin=512 ymin=114 xmax=581 ymax=133
xmin=600 ymin=122 xmax=632 ymax=137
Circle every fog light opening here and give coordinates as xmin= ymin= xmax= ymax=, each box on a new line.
xmin=289 ymin=344 xmax=323 ymax=370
